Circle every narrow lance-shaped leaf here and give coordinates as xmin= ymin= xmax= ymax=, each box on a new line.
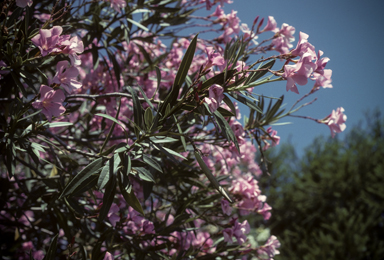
xmin=98 ymin=154 xmax=121 ymax=190
xmin=106 ymin=48 xmax=122 ymax=89
xmin=213 ymin=110 xmax=240 ymax=152
xmin=229 ymin=92 xmax=262 ymax=113
xmin=43 ymin=233 xmax=59 ymax=260
xmin=143 ymin=154 xmax=163 ymax=173
xmin=127 ymin=86 xmax=144 ymax=137
xmin=95 ymin=113 xmax=127 ymax=135
xmin=173 ymin=115 xmax=187 ymax=152
xmin=59 ymin=158 xmax=104 ymax=199
xmin=159 ymin=34 xmax=198 ymax=117
xmin=118 ymin=172 xmax=144 ymax=216
xmin=194 ymin=151 xmax=232 ymax=203
xmin=98 ymin=173 xmax=117 ymax=222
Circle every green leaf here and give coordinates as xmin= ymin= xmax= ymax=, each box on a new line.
xmin=213 ymin=110 xmax=239 ymax=152
xmin=18 ymin=109 xmax=42 ymax=123
xmin=71 ymin=175 xmax=98 ymax=196
xmin=144 ymin=107 xmax=153 ymax=130
xmin=98 ymin=154 xmax=121 ymax=190
xmin=43 ymin=234 xmax=58 ymax=260
xmin=137 ymin=85 xmax=154 ymax=110
xmin=124 ymin=153 xmax=131 ymax=176
xmin=223 ymin=94 xmax=237 ymax=117
xmin=252 ymin=59 xmax=275 ymax=83
xmin=118 ymin=172 xmax=144 ymax=215
xmin=135 ymin=167 xmax=155 ymax=182
xmin=201 ymin=70 xmax=237 ymax=91
xmin=194 ymin=152 xmax=232 ymax=203
xmin=149 ymin=136 xmax=179 ymax=143
xmin=173 ymin=115 xmax=187 ymax=152
xmin=127 ymin=17 xmax=149 ymax=31
xmin=46 ymin=122 xmax=73 ymax=128
xmin=159 ymin=34 xmax=198 ymax=118
xmin=106 ymin=48 xmax=122 ymax=88
xmin=59 ymin=158 xmax=104 ymax=199
xmin=127 ymin=86 xmax=144 ymax=136
xmin=143 ymin=154 xmax=162 ymax=173
xmin=162 ymin=146 xmax=187 ymax=160
xmin=229 ymin=92 xmax=262 ymax=113
xmin=98 ymin=176 xmax=116 ymax=222
xmin=95 ymin=113 xmax=126 ymax=134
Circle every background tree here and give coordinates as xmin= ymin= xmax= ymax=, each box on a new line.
xmin=259 ymin=110 xmax=384 ymax=260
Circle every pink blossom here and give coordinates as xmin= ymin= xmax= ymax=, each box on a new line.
xmin=53 ymin=60 xmax=82 ymax=93
xmin=262 ymin=16 xmax=277 ymax=33
xmin=221 ymin=199 xmax=232 ymax=216
xmin=107 ymin=203 xmax=120 ymax=227
xmin=272 ymin=36 xmax=291 ymax=54
xmin=103 ymin=252 xmax=113 ymax=260
xmin=257 ymin=202 xmax=272 ymax=220
xmin=314 ymin=50 xmax=330 ymax=73
xmin=279 ymin=23 xmax=295 ymax=42
xmin=204 ymin=84 xmax=224 ymax=112
xmin=291 ymin=32 xmax=316 ymax=59
xmin=257 ymin=235 xmax=281 ymax=259
xmin=263 ymin=127 xmax=280 ymax=150
xmin=16 ymin=0 xmax=33 ymax=8
xmin=283 ymin=53 xmax=316 ymax=94
xmin=34 ymin=12 xmax=51 ymax=22
xmin=240 ymin=23 xmax=258 ymax=44
xmin=105 ymin=0 xmax=127 ymax=13
xmin=224 ymin=219 xmax=250 ymax=245
xmin=312 ymin=69 xmax=333 ymax=90
xmin=223 ymin=227 xmax=233 ymax=243
xmin=31 ymin=26 xmax=63 ymax=56
xmin=211 ymin=5 xmax=224 ymax=17
xmin=60 ymin=36 xmax=84 ymax=66
xmin=32 ymin=85 xmax=66 ymax=121
xmin=205 ymin=47 xmax=225 ymax=69
xmin=322 ymin=107 xmax=347 ymax=137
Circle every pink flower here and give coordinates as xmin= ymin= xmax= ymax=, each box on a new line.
xmin=261 ymin=16 xmax=277 ymax=32
xmin=204 ymin=84 xmax=224 ymax=112
xmin=32 ymin=85 xmax=66 ymax=121
xmin=60 ymin=36 xmax=84 ymax=66
xmin=221 ymin=199 xmax=232 ymax=216
xmin=16 ymin=0 xmax=33 ymax=8
xmin=257 ymin=235 xmax=281 ymax=259
xmin=105 ymin=0 xmax=127 ymax=13
xmin=322 ymin=107 xmax=347 ymax=137
xmin=283 ymin=53 xmax=316 ymax=94
xmin=233 ymin=220 xmax=250 ymax=245
xmin=312 ymin=69 xmax=332 ymax=90
xmin=314 ymin=50 xmax=330 ymax=73
xmin=103 ymin=252 xmax=113 ymax=260
xmin=291 ymin=32 xmax=316 ymax=59
xmin=205 ymin=47 xmax=225 ymax=69
xmin=223 ymin=227 xmax=233 ymax=243
xmin=31 ymin=26 xmax=63 ymax=56
xmin=263 ymin=127 xmax=280 ymax=150
xmin=53 ymin=60 xmax=82 ymax=93
xmin=279 ymin=23 xmax=295 ymax=42
xmin=107 ymin=203 xmax=120 ymax=227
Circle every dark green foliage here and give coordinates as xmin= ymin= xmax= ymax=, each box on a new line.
xmin=260 ymin=111 xmax=384 ymax=260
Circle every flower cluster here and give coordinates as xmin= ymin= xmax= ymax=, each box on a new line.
xmin=31 ymin=26 xmax=84 ymax=66
xmin=282 ymin=32 xmax=332 ymax=94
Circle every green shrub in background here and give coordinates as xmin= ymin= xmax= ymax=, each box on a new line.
xmin=259 ymin=110 xmax=384 ymax=260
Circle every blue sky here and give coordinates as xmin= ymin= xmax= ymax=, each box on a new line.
xmin=212 ymin=0 xmax=384 ymax=155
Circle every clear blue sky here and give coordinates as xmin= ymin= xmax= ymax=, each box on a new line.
xmin=212 ymin=0 xmax=384 ymax=155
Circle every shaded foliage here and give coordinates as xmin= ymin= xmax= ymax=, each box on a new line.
xmin=259 ymin=110 xmax=384 ymax=260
